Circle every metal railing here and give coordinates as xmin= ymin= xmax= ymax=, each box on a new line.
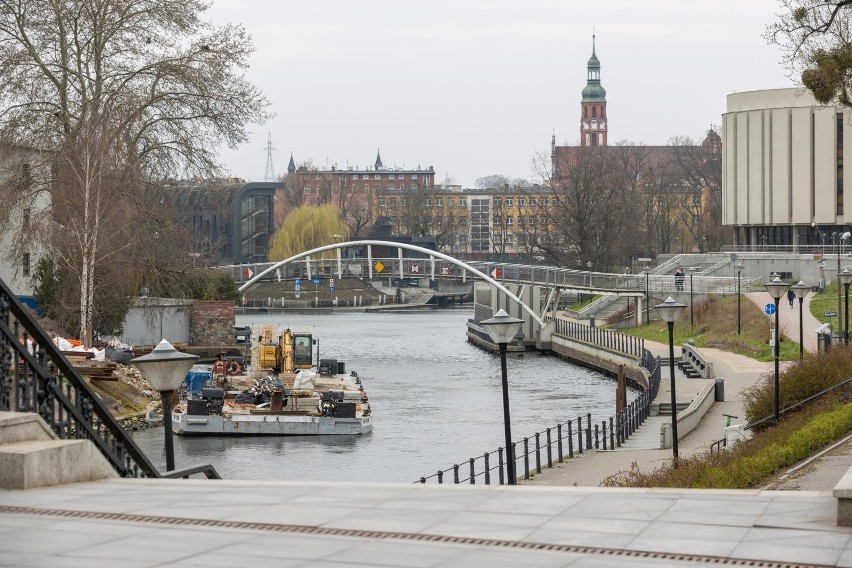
xmin=709 ymin=377 xmax=852 ymax=454
xmin=552 ymin=318 xmax=645 ymax=359
xmin=0 ymin=277 xmax=219 ymax=479
xmin=416 ymin=350 xmax=661 ymax=484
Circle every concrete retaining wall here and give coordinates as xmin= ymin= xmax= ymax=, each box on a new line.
xmin=661 ymin=380 xmax=715 ymax=449
xmin=551 ymin=334 xmax=649 ymax=390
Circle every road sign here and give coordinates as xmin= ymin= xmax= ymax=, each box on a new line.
xmin=764 ymin=303 xmax=776 ymax=315
xmin=294 ymin=290 xmax=301 ymax=299
xmin=491 ymin=267 xmax=502 ymax=279
xmin=294 ymin=283 xmax=301 ymax=291
xmin=243 ymin=268 xmax=253 ymax=279
xmin=375 ymin=262 xmax=385 ymax=273
xmin=411 ymin=264 xmax=420 ymax=274
xmin=329 ymin=286 xmax=335 ymax=293
xmin=276 ymin=268 xmax=281 ymax=282
xmin=825 ymin=311 xmax=837 ymax=317
xmin=312 ymin=277 xmax=320 ymax=285
xmin=294 ymin=278 xmax=301 ymax=286
xmin=441 ymin=266 xmax=449 ymax=275
xmin=329 ymin=278 xmax=335 ymax=287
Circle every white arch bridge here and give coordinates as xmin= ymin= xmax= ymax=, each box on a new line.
xmin=228 ymin=241 xmax=652 ymax=349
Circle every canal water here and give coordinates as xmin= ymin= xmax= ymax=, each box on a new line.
xmin=131 ymin=309 xmax=621 ymax=483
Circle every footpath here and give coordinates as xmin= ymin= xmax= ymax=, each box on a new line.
xmin=526 ymin=290 xmax=849 ymax=489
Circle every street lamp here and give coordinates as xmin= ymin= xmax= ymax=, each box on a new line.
xmin=654 ymin=297 xmax=687 ymax=465
xmin=481 ymin=309 xmax=524 ymax=485
xmin=839 ymin=268 xmax=852 ymax=345
xmin=790 ymin=281 xmax=810 ymax=360
xmin=765 ymin=277 xmax=791 ymax=422
xmin=130 ymin=340 xmax=199 ymax=471
xmin=839 ymin=233 xmax=852 ymax=340
xmin=735 ymin=262 xmax=744 ymax=335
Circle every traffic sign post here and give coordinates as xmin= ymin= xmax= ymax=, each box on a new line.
xmin=764 ymin=303 xmax=776 ymax=316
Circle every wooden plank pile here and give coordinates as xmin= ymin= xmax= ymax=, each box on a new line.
xmin=61 ymin=351 xmax=118 ymax=381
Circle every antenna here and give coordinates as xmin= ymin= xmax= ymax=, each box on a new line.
xmin=264 ymin=133 xmax=276 ymax=182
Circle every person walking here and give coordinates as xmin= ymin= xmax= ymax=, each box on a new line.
xmin=675 ymin=268 xmax=684 ymax=292
xmin=787 ymin=287 xmax=795 ymax=308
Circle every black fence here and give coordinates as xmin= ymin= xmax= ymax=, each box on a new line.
xmin=0 ymin=277 xmax=219 ymax=479
xmin=416 ymin=351 xmax=661 ymax=484
xmin=552 ymin=318 xmax=645 ymax=359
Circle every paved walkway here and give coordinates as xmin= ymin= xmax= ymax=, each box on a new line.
xmin=528 ymin=289 xmax=826 ymax=488
xmin=0 ymin=478 xmax=849 ymax=567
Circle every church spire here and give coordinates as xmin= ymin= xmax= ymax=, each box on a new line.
xmin=287 ymin=152 xmax=296 ymax=173
xmin=580 ymin=34 xmax=607 ymax=147
xmin=375 ymin=148 xmax=383 ymax=170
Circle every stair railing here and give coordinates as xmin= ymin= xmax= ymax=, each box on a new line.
xmin=0 ymin=277 xmax=218 ymax=479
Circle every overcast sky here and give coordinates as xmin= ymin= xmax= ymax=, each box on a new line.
xmin=207 ymin=0 xmax=792 ymax=187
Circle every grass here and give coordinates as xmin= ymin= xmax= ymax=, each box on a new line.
xmin=566 ymin=294 xmax=602 ymax=311
xmin=809 ymin=281 xmax=847 ymax=330
xmin=621 ymin=295 xmax=801 ymax=362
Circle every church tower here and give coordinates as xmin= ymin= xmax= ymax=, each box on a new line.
xmin=580 ymin=35 xmax=607 ymax=147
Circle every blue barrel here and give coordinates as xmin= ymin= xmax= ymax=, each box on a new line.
xmin=184 ymin=366 xmax=212 ymax=397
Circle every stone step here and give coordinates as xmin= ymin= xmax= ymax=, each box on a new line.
xmin=657 ymin=402 xmax=691 ymax=415
xmin=0 ymin=411 xmax=119 ymax=489
xmin=0 ymin=438 xmax=118 ymax=489
xmin=0 ymin=411 xmax=58 ymax=445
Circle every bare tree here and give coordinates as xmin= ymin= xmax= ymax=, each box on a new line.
xmin=768 ymin=1 xmax=852 ymax=105
xmin=0 ymin=0 xmax=269 ymax=345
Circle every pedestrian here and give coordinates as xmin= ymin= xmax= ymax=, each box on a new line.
xmin=787 ymin=287 xmax=795 ymax=308
xmin=674 ymin=268 xmax=684 ymax=292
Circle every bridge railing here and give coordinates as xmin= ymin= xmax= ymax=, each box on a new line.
xmin=0 ymin=277 xmax=220 ymax=480
xmin=416 ymin=350 xmax=661 ymax=485
xmin=552 ymin=317 xmax=645 ymax=359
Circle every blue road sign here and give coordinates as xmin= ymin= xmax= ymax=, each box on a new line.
xmin=312 ymin=277 xmax=320 ymax=285
xmin=294 ymin=278 xmax=301 ymax=286
xmin=329 ymin=286 xmax=335 ymax=293
xmin=764 ymin=303 xmax=776 ymax=315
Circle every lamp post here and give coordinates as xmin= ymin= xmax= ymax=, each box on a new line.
xmin=480 ymin=309 xmax=524 ymax=485
xmin=735 ymin=262 xmax=744 ymax=335
xmin=765 ymin=277 xmax=791 ymax=422
xmin=839 ymin=233 xmax=852 ymax=340
xmin=130 ymin=340 xmax=199 ymax=471
xmin=790 ymin=281 xmax=809 ymax=360
xmin=839 ymin=268 xmax=852 ymax=345
xmin=654 ymin=297 xmax=687 ymax=465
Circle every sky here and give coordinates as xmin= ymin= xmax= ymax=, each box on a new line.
xmin=206 ymin=0 xmax=793 ymax=188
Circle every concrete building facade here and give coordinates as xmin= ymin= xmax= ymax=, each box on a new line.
xmin=723 ymin=87 xmax=852 ymax=247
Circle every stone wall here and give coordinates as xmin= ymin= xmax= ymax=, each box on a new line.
xmin=190 ymin=301 xmax=235 ymax=346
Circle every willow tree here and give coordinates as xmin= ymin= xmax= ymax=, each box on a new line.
xmin=269 ymin=204 xmax=349 ymax=261
xmin=0 ymin=0 xmax=269 ymax=345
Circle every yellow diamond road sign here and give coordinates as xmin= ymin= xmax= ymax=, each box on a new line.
xmin=375 ymin=262 xmax=384 ymax=273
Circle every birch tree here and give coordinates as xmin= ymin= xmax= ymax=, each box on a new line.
xmin=0 ymin=0 xmax=269 ymax=345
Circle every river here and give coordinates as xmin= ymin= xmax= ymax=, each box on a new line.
xmin=131 ymin=308 xmax=620 ymax=482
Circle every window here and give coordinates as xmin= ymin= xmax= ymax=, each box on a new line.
xmin=459 ymin=235 xmax=468 ymax=244
xmin=303 ymin=187 xmax=310 ymax=194
xmin=378 ymin=199 xmax=386 ymax=208
xmin=412 ymin=183 xmax=418 ymax=190
xmin=447 ymin=198 xmax=454 ymax=207
xmin=375 ymin=173 xmax=380 ymax=179
xmin=411 ymin=174 xmax=417 ymax=180
xmin=22 ymin=253 xmax=30 ymax=277
xmin=401 ymin=198 xmax=407 ymax=206
xmin=505 ymin=234 xmax=514 ymax=245
xmin=459 ymin=198 xmax=467 ymax=207
xmin=540 ymin=198 xmax=547 ymax=207
xmin=506 ymin=216 xmax=513 ymax=225
xmin=494 ymin=216 xmax=502 ymax=225
xmin=425 ymin=199 xmax=432 ymax=206
xmin=459 ymin=217 xmax=467 ymax=225
xmin=436 ymin=198 xmax=443 ymax=206
xmin=389 ymin=183 xmax=395 ymax=190
xmin=505 ymin=198 xmax=513 ymax=207
xmin=528 ymin=198 xmax=536 ymax=207
xmin=529 ymin=217 xmax=535 ymax=225
xmin=518 ymin=198 xmax=526 ymax=208
xmin=389 ymin=198 xmax=396 ymax=206
xmin=422 ymin=175 xmax=429 ymax=184
xmin=389 ymin=173 xmax=395 ymax=179
xmin=494 ymin=198 xmax=502 ymax=207
xmin=518 ymin=216 xmax=524 ymax=226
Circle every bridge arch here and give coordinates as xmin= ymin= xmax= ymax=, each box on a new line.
xmin=237 ymin=240 xmax=545 ymax=327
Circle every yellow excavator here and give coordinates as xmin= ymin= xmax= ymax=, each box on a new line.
xmin=256 ymin=329 xmax=313 ymax=374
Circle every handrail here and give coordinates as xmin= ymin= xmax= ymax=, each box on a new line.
xmin=416 ymin=349 xmax=661 ymax=485
xmin=710 ymin=376 xmax=852 ymax=454
xmin=0 ymin=277 xmax=220 ymax=479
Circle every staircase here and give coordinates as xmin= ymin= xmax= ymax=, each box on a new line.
xmin=0 ymin=412 xmax=118 ymax=489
